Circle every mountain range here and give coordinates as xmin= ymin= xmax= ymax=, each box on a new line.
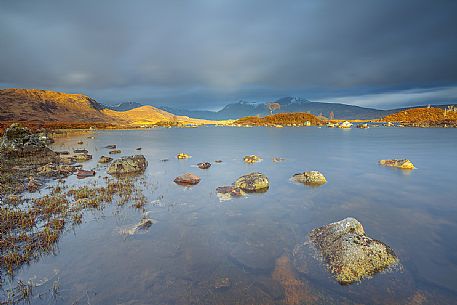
xmin=108 ymin=97 xmax=454 ymax=120
xmin=0 ymin=89 xmax=215 ymax=126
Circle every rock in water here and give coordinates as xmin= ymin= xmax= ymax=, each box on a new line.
xmin=292 ymin=171 xmax=327 ymax=185
xmin=109 ymin=149 xmax=122 ymax=154
xmin=76 ymin=169 xmax=96 ymax=179
xmin=379 ymin=159 xmax=415 ymax=169
xmin=174 ymin=173 xmax=201 ymax=185
xmin=216 ymin=186 xmax=245 ymax=201
xmin=243 ymin=155 xmax=262 ymax=163
xmin=197 ymin=162 xmax=211 ymax=169
xmin=120 ymin=217 xmax=155 ymax=236
xmin=234 ymin=172 xmax=269 ymax=192
xmin=104 ymin=144 xmax=117 ymax=149
xmin=309 ymin=217 xmax=398 ymax=285
xmin=0 ymin=123 xmax=51 ymax=157
xmin=107 ymin=155 xmax=148 ymax=175
xmin=98 ymin=155 xmax=113 ymax=163
xmin=177 ymin=153 xmax=191 ymax=159
xmin=74 ymin=154 xmax=92 ymax=162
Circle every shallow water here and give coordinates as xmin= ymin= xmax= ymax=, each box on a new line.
xmin=7 ymin=126 xmax=457 ymax=304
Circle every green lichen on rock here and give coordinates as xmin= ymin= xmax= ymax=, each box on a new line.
xmin=107 ymin=155 xmax=148 ymax=175
xmin=292 ymin=171 xmax=327 ymax=185
xmin=379 ymin=159 xmax=415 ymax=169
xmin=309 ymin=217 xmax=398 ymax=285
xmin=234 ymin=172 xmax=269 ymax=192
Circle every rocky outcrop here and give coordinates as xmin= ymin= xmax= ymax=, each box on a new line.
xmin=197 ymin=162 xmax=211 ymax=169
xmin=243 ymin=155 xmax=262 ymax=163
xmin=379 ymin=159 xmax=415 ymax=169
xmin=292 ymin=171 xmax=327 ymax=185
xmin=234 ymin=172 xmax=269 ymax=192
xmin=308 ymin=217 xmax=398 ymax=285
xmin=0 ymin=123 xmax=52 ymax=157
xmin=174 ymin=173 xmax=201 ymax=186
xmin=107 ymin=155 xmax=148 ymax=175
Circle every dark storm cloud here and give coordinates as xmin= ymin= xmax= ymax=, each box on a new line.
xmin=1 ymin=0 xmax=457 ymax=109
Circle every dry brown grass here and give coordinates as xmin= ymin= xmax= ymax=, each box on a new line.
xmin=235 ymin=112 xmax=323 ymax=126
xmin=383 ymin=107 xmax=457 ymax=123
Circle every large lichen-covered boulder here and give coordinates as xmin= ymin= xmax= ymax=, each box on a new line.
xmin=292 ymin=171 xmax=327 ymax=185
xmin=0 ymin=123 xmax=52 ymax=157
xmin=379 ymin=159 xmax=415 ymax=169
xmin=234 ymin=172 xmax=269 ymax=192
xmin=309 ymin=217 xmax=398 ymax=285
xmin=107 ymin=155 xmax=148 ymax=175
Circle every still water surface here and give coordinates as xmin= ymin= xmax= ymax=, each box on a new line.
xmin=10 ymin=127 xmax=457 ymax=304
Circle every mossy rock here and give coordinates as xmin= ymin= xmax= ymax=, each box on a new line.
xmin=234 ymin=172 xmax=269 ymax=193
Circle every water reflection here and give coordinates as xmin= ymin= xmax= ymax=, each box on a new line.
xmin=5 ymin=127 xmax=457 ymax=304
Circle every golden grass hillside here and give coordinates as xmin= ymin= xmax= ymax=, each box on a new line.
xmin=0 ymin=88 xmax=221 ymax=129
xmin=383 ymin=107 xmax=457 ymax=123
xmin=234 ymin=112 xmax=323 ymax=126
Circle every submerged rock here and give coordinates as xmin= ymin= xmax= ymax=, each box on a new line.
xmin=105 ymin=144 xmax=117 ymax=149
xmin=308 ymin=217 xmax=398 ymax=285
xmin=177 ymin=153 xmax=191 ymax=159
xmin=272 ymin=157 xmax=285 ymax=163
xmin=98 ymin=155 xmax=113 ymax=163
xmin=214 ymin=160 xmax=223 ymax=163
xmin=234 ymin=172 xmax=269 ymax=192
xmin=379 ymin=159 xmax=415 ymax=169
xmin=292 ymin=171 xmax=327 ymax=185
xmin=243 ymin=155 xmax=262 ymax=163
xmin=214 ymin=277 xmax=231 ymax=289
xmin=77 ymin=141 xmax=84 ymax=145
xmin=136 ymin=147 xmax=142 ymax=151
xmin=197 ymin=162 xmax=211 ymax=169
xmin=109 ymin=149 xmax=122 ymax=154
xmin=216 ymin=186 xmax=245 ymax=201
xmin=0 ymin=123 xmax=51 ymax=157
xmin=120 ymin=217 xmax=155 ymax=236
xmin=107 ymin=155 xmax=148 ymax=175
xmin=174 ymin=173 xmax=201 ymax=185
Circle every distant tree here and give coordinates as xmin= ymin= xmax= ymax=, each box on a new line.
xmin=329 ymin=111 xmax=335 ymax=120
xmin=266 ymin=102 xmax=281 ymax=115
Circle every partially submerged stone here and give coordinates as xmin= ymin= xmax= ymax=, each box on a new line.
xmin=76 ymin=169 xmax=96 ymax=179
xmin=105 ymin=144 xmax=116 ymax=149
xmin=109 ymin=149 xmax=122 ymax=154
xmin=107 ymin=155 xmax=148 ymax=175
xmin=74 ymin=153 xmax=92 ymax=162
xmin=216 ymin=186 xmax=245 ymax=201
xmin=197 ymin=162 xmax=211 ymax=169
xmin=309 ymin=217 xmax=398 ymax=285
xmin=177 ymin=153 xmax=191 ymax=159
xmin=243 ymin=155 xmax=262 ymax=163
xmin=234 ymin=172 xmax=269 ymax=192
xmin=73 ymin=149 xmax=88 ymax=154
xmin=98 ymin=155 xmax=113 ymax=163
xmin=379 ymin=159 xmax=415 ymax=170
xmin=292 ymin=171 xmax=327 ymax=185
xmin=77 ymin=141 xmax=84 ymax=145
xmin=174 ymin=173 xmax=201 ymax=185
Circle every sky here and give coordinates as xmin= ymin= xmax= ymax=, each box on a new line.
xmin=1 ymin=0 xmax=457 ymax=110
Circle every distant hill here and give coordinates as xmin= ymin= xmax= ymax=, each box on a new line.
xmin=0 ymin=88 xmax=218 ymax=127
xmin=158 ymin=97 xmax=388 ymax=120
xmin=104 ymin=101 xmax=144 ymax=111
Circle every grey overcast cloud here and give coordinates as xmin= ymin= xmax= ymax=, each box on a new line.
xmin=1 ymin=0 xmax=457 ymax=110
